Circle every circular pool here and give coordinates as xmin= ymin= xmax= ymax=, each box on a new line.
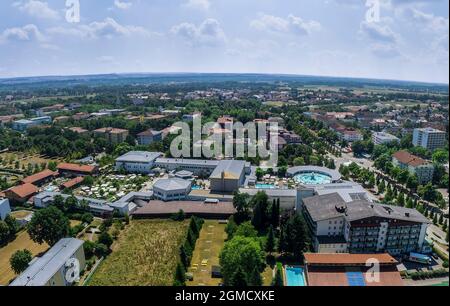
xmin=287 ymin=166 xmax=342 ymax=185
xmin=293 ymin=172 xmax=332 ymax=185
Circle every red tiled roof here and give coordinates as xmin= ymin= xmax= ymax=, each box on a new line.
xmin=57 ymin=163 xmax=96 ymax=174
xmin=393 ymin=150 xmax=428 ymax=167
xmin=7 ymin=183 xmax=38 ymax=199
xmin=21 ymin=169 xmax=57 ymax=184
xmin=304 ymin=253 xmax=398 ymax=265
xmin=61 ymin=177 xmax=84 ymax=189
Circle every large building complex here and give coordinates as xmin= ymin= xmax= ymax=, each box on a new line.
xmin=412 ymin=128 xmax=446 ymax=151
xmin=302 ymin=193 xmax=429 ymax=255
xmin=12 ymin=116 xmax=52 ymax=132
xmin=10 ymin=238 xmax=86 ymax=286
xmin=392 ymin=151 xmax=434 ymax=185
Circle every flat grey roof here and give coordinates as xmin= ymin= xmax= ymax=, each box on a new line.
xmin=116 ymin=151 xmax=162 ymax=163
xmin=210 ymin=160 xmax=246 ymax=180
xmin=155 ymin=158 xmax=220 ymax=167
xmin=10 ymin=238 xmax=84 ymax=286
xmin=239 ymin=188 xmax=297 ymax=197
xmin=287 ymin=166 xmax=341 ymax=182
xmin=313 ymin=181 xmax=374 ymax=203
xmin=153 ymin=178 xmax=191 ymax=191
xmin=303 ymin=193 xmax=430 ymax=224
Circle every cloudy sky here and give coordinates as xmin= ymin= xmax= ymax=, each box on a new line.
xmin=0 ymin=0 xmax=448 ymax=83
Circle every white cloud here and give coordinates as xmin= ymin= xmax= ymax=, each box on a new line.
xmin=48 ymin=18 xmax=152 ymax=39
xmin=401 ymin=7 xmax=449 ymax=33
xmin=171 ymin=18 xmax=226 ymax=46
xmin=359 ymin=21 xmax=399 ymax=43
xmin=114 ymin=0 xmax=132 ymax=10
xmin=12 ymin=0 xmax=60 ymax=20
xmin=0 ymin=24 xmax=46 ymax=44
xmin=250 ymin=14 xmax=321 ymax=36
xmin=183 ymin=0 xmax=211 ymax=10
xmin=370 ymin=43 xmax=401 ymax=58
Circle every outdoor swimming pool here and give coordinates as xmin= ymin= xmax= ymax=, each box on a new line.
xmin=191 ymin=185 xmax=202 ymax=190
xmin=285 ymin=266 xmax=306 ymax=286
xmin=255 ymin=183 xmax=277 ymax=189
xmin=293 ymin=172 xmax=332 ymax=185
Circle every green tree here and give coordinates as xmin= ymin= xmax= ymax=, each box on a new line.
xmin=97 ymin=232 xmax=113 ymax=248
xmin=220 ymin=236 xmax=265 ymax=286
xmin=249 ymin=266 xmax=263 ymax=286
xmin=173 ymin=262 xmax=186 ymax=286
xmin=10 ymin=249 xmax=32 ymax=274
xmin=234 ymin=222 xmax=258 ymax=238
xmin=266 ymin=225 xmax=275 ymax=253
xmin=279 ymin=214 xmax=310 ymax=257
xmin=233 ymin=192 xmax=251 ymax=223
xmin=231 ymin=267 xmax=248 ymax=287
xmin=272 ymin=266 xmax=283 ymax=286
xmin=27 ymin=206 xmax=70 ymax=246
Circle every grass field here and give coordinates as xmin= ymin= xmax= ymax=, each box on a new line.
xmin=0 ymin=231 xmax=49 ymax=285
xmin=187 ymin=220 xmax=227 ymax=286
xmin=0 ymin=152 xmax=61 ymax=170
xmin=88 ymin=220 xmax=189 ymax=286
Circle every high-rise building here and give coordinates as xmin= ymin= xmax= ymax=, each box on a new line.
xmin=412 ymin=128 xmax=446 ymax=151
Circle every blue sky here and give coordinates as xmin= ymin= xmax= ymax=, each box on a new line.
xmin=0 ymin=0 xmax=448 ymax=83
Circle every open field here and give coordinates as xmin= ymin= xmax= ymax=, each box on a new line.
xmin=0 ymin=231 xmax=49 ymax=285
xmin=187 ymin=220 xmax=227 ymax=286
xmin=0 ymin=152 xmax=61 ymax=170
xmin=88 ymin=220 xmax=189 ymax=286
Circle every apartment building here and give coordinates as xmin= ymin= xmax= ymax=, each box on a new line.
xmin=392 ymin=151 xmax=434 ymax=185
xmin=412 ymin=128 xmax=446 ymax=151
xmin=93 ymin=127 xmax=129 ymax=144
xmin=372 ymin=132 xmax=399 ymax=145
xmin=302 ymin=193 xmax=429 ymax=255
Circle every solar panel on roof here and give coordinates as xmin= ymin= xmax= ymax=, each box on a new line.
xmin=346 ymin=272 xmax=366 ymax=286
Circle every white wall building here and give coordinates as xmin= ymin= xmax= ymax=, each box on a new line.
xmin=413 ymin=128 xmax=446 ymax=151
xmin=372 ymin=132 xmax=400 ymax=145
xmin=115 ymin=151 xmax=163 ymax=174
xmin=153 ymin=178 xmax=192 ymax=201
xmin=10 ymin=238 xmax=85 ymax=287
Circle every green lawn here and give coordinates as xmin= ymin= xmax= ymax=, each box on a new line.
xmin=88 ymin=219 xmax=189 ymax=286
xmin=187 ymin=220 xmax=227 ymax=286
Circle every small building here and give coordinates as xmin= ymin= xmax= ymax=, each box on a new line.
xmin=10 ymin=238 xmax=86 ymax=287
xmin=21 ymin=169 xmax=58 ymax=187
xmin=392 ymin=151 xmax=434 ymax=185
xmin=93 ymin=127 xmax=129 ymax=144
xmin=153 ymin=178 xmax=192 ymax=201
xmin=57 ymin=163 xmax=98 ymax=177
xmin=137 ymin=130 xmax=163 ymax=145
xmin=68 ymin=127 xmax=89 ymax=135
xmin=60 ymin=177 xmax=84 ymax=190
xmin=0 ymin=198 xmax=11 ymax=220
xmin=115 ymin=151 xmax=163 ymax=174
xmin=209 ymin=160 xmax=248 ymax=193
xmin=5 ymin=183 xmax=38 ymax=204
xmin=304 ymin=253 xmax=403 ymax=286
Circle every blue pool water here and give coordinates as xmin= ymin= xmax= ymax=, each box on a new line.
xmin=285 ymin=267 xmax=306 ymax=286
xmin=255 ymin=183 xmax=277 ymax=189
xmin=294 ymin=172 xmax=332 ymax=185
xmin=191 ymin=185 xmax=202 ymax=190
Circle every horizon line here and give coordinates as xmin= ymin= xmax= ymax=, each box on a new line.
xmin=0 ymin=71 xmax=448 ymax=87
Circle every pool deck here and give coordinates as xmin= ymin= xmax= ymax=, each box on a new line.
xmin=286 ymin=166 xmax=341 ymax=182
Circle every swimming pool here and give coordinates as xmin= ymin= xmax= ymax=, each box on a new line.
xmin=293 ymin=172 xmax=332 ymax=185
xmin=255 ymin=183 xmax=277 ymax=189
xmin=285 ymin=266 xmax=306 ymax=286
xmin=191 ymin=185 xmax=202 ymax=190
